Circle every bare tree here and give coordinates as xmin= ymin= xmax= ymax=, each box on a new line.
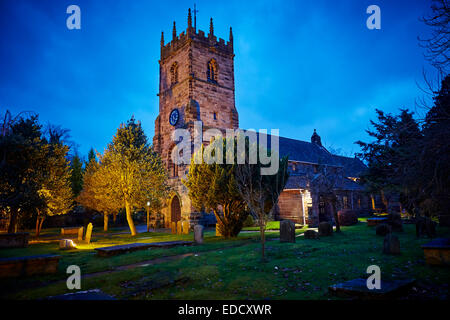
xmin=235 ymin=143 xmax=289 ymax=261
xmin=419 ymin=0 xmax=450 ymax=73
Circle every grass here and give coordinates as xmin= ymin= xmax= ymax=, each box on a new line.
xmin=1 ymin=222 xmax=449 ymax=300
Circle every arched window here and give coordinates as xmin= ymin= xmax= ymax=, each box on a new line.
xmin=170 ymin=62 xmax=178 ymax=85
xmin=207 ymin=59 xmax=217 ymax=83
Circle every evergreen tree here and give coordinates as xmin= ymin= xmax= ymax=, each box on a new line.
xmin=70 ymin=154 xmax=84 ymax=197
xmin=184 ymin=137 xmax=248 ymax=238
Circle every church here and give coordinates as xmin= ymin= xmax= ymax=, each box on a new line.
xmin=153 ymin=9 xmax=372 ymax=228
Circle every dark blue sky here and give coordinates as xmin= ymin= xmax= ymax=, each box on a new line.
xmin=0 ymin=0 xmax=437 ymax=158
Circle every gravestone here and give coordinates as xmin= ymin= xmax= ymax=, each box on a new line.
xmin=376 ymin=223 xmax=391 ymax=236
xmin=85 ymin=223 xmax=93 ymax=244
xmin=337 ymin=209 xmax=358 ymax=226
xmin=177 ymin=221 xmax=182 ymax=235
xmin=171 ymin=222 xmax=176 ymax=234
xmin=304 ymin=230 xmax=319 ymax=239
xmin=77 ymin=227 xmax=84 ymax=241
xmin=59 ymin=239 xmax=77 ymax=250
xmin=318 ymin=221 xmax=333 ymax=236
xmin=194 ymin=225 xmax=204 ymax=244
xmin=416 ymin=216 xmax=436 ymax=238
xmin=280 ymin=220 xmax=295 ymax=243
xmin=182 ymin=221 xmax=190 ymax=235
xmin=383 ymin=234 xmax=400 ymax=255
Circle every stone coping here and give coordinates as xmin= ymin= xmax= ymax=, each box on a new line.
xmin=329 ymin=278 xmax=415 ymax=298
xmin=0 ymin=254 xmax=61 ymax=263
xmin=421 ymin=238 xmax=450 ymax=249
xmin=95 ymin=240 xmax=194 ymax=257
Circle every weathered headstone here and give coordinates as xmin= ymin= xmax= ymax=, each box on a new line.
xmin=77 ymin=227 xmax=84 ymax=241
xmin=171 ymin=222 xmax=177 ymax=234
xmin=177 ymin=221 xmax=182 ymax=235
xmin=376 ymin=223 xmax=391 ymax=236
xmin=85 ymin=223 xmax=93 ymax=244
xmin=304 ymin=230 xmax=319 ymax=239
xmin=383 ymin=234 xmax=400 ymax=255
xmin=59 ymin=239 xmax=77 ymax=250
xmin=280 ymin=220 xmax=295 ymax=243
xmin=182 ymin=221 xmax=190 ymax=235
xmin=416 ymin=216 xmax=436 ymax=238
xmin=337 ymin=209 xmax=358 ymax=226
xmin=194 ymin=225 xmax=204 ymax=244
xmin=318 ymin=221 xmax=333 ymax=236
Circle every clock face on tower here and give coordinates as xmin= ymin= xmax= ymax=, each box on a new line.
xmin=169 ymin=108 xmax=179 ymax=126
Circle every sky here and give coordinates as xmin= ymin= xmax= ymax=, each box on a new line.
xmin=0 ymin=0 xmax=438 ymax=159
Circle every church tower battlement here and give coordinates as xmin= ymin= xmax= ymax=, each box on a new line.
xmin=154 ymin=9 xmax=239 ymax=178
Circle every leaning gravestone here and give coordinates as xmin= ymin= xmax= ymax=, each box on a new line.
xmin=318 ymin=221 xmax=333 ymax=236
xmin=194 ymin=225 xmax=204 ymax=244
xmin=77 ymin=227 xmax=84 ymax=241
xmin=177 ymin=221 xmax=182 ymax=235
xmin=182 ymin=221 xmax=190 ymax=235
xmin=85 ymin=223 xmax=93 ymax=244
xmin=383 ymin=234 xmax=400 ymax=255
xmin=280 ymin=220 xmax=295 ymax=243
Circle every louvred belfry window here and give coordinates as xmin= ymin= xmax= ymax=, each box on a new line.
xmin=207 ymin=59 xmax=217 ymax=83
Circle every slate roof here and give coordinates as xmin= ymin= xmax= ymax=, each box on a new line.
xmin=256 ymin=132 xmax=367 ymax=177
xmin=254 ymin=132 xmax=367 ymax=191
xmin=284 ymin=174 xmax=364 ymax=191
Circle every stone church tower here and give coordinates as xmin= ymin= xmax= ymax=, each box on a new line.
xmin=153 ymin=9 xmax=239 ymax=227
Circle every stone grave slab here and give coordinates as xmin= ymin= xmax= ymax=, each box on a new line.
xmin=329 ymin=278 xmax=415 ymax=299
xmin=421 ymin=238 xmax=450 ymax=266
xmin=0 ymin=254 xmax=61 ymax=278
xmin=95 ymin=240 xmax=194 ymax=257
xmin=0 ymin=232 xmax=29 ymax=248
xmin=367 ymin=217 xmax=388 ymax=227
xmin=47 ymin=289 xmax=115 ymax=300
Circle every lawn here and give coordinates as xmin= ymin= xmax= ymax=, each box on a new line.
xmin=0 ymin=222 xmax=449 ymax=300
